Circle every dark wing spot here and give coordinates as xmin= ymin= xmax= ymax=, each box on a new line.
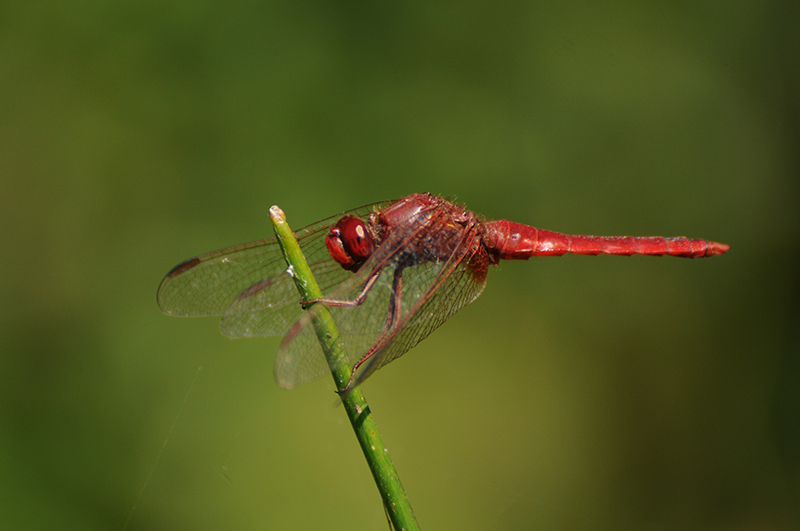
xmin=166 ymin=257 xmax=201 ymax=278
xmin=235 ymin=277 xmax=275 ymax=302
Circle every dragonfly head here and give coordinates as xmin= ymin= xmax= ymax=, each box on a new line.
xmin=326 ymin=216 xmax=376 ymax=271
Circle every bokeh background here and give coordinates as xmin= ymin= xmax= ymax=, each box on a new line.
xmin=2 ymin=2 xmax=798 ymax=530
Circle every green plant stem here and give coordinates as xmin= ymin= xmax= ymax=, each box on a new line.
xmin=270 ymin=205 xmax=419 ymax=531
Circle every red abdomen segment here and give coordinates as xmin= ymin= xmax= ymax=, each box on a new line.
xmin=482 ymin=220 xmax=730 ymax=259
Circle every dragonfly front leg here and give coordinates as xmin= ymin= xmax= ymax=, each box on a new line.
xmin=302 ymin=268 xmax=383 ymax=309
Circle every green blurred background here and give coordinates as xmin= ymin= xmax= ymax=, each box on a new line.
xmin=2 ymin=1 xmax=798 ymax=530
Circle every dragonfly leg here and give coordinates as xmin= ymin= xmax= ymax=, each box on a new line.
xmin=342 ymin=267 xmax=405 ymax=392
xmin=302 ymin=268 xmax=382 ymax=309
xmin=382 ymin=267 xmax=403 ymax=332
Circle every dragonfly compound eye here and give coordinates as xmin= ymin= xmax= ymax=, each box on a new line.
xmin=326 ymin=216 xmax=375 ymax=271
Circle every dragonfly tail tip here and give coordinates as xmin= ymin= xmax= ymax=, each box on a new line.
xmin=706 ymin=242 xmax=730 ymax=256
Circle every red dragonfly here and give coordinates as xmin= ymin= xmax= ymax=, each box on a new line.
xmin=158 ymin=193 xmax=729 ymax=392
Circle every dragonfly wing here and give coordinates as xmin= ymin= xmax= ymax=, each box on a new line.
xmin=157 ymin=201 xmax=395 ymax=337
xmin=274 ymin=207 xmax=490 ymax=389
xmin=273 ymin=255 xmax=408 ymax=388
xmin=348 ymin=229 xmax=489 ymax=388
xmin=220 ymin=259 xmax=350 ymax=337
xmin=157 ymin=237 xmax=293 ymax=318
xmin=219 ymin=201 xmax=396 ymax=338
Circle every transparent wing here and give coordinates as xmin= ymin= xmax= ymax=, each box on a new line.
xmin=274 ymin=210 xmax=490 ymax=389
xmin=156 ymin=201 xmax=395 ymax=337
xmin=348 ymin=235 xmax=489 ymax=389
